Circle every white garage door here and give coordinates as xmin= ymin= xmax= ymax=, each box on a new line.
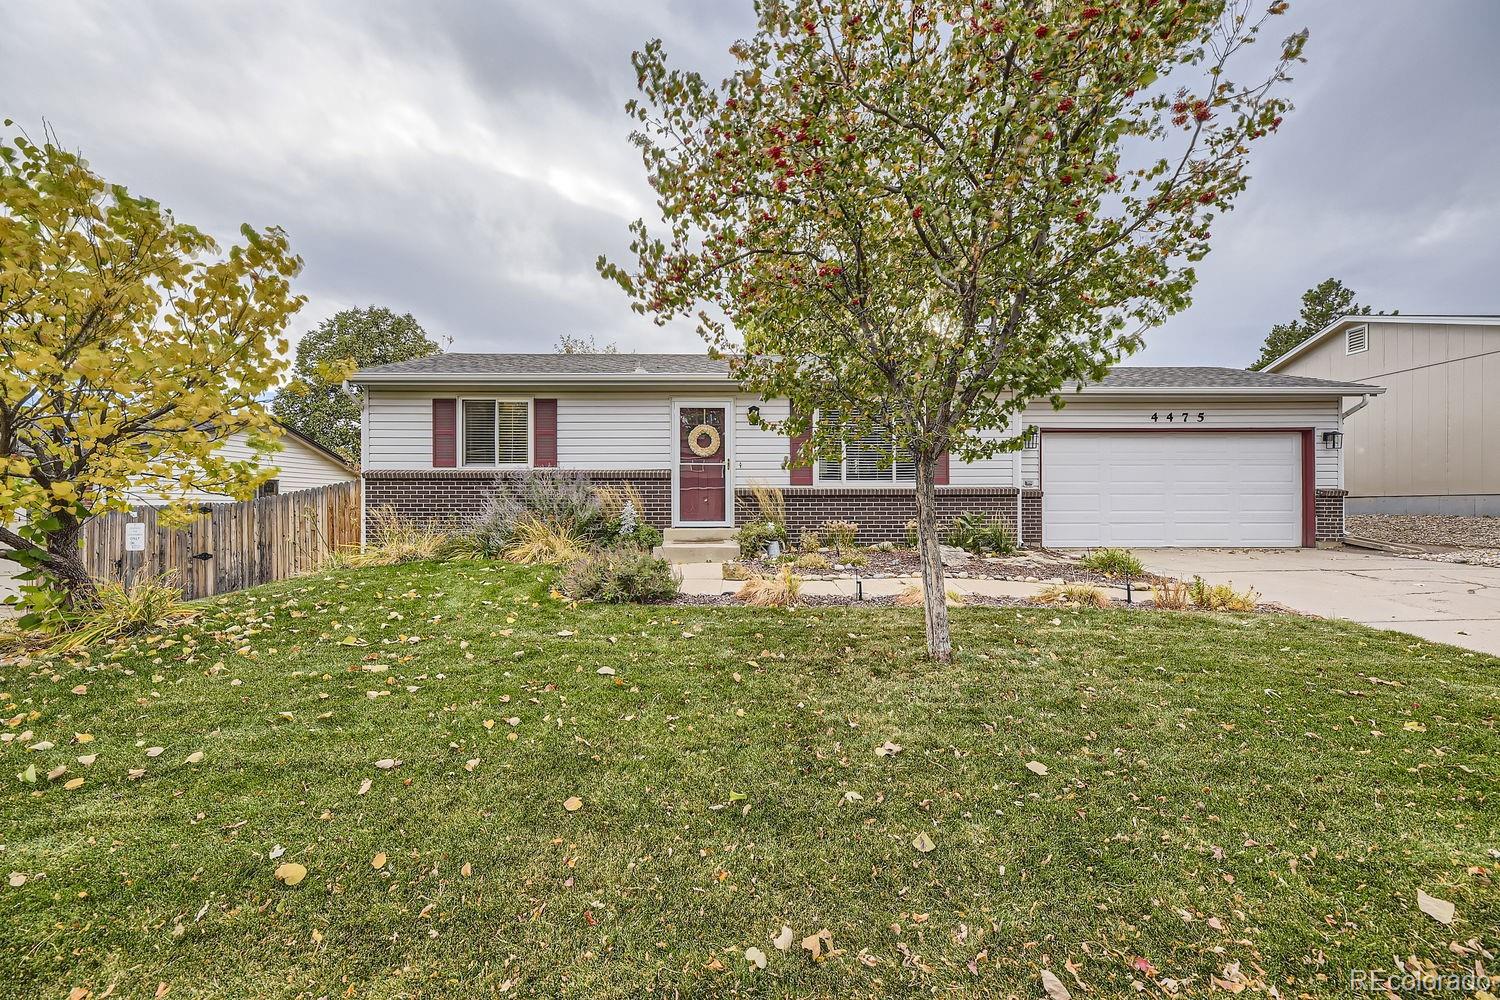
xmin=1042 ymin=432 xmax=1303 ymax=548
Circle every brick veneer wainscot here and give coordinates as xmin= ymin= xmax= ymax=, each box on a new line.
xmin=736 ymin=486 xmax=1026 ymax=546
xmin=1314 ymin=488 xmax=1347 ymax=542
xmin=363 ymin=469 xmax=672 ymax=534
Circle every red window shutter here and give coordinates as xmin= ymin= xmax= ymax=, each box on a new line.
xmin=935 ymin=451 xmax=950 ymax=485
xmin=533 ymin=398 xmax=558 ymax=467
xmin=788 ymin=407 xmax=813 ymax=485
xmin=432 ymin=398 xmax=457 ymax=468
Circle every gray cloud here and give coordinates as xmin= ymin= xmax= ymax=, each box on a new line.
xmin=3 ymin=0 xmax=1495 ymax=365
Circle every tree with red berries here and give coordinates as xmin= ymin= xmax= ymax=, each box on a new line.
xmin=601 ymin=0 xmax=1306 ymax=660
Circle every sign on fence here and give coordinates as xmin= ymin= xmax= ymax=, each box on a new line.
xmin=82 ymin=482 xmax=361 ymax=601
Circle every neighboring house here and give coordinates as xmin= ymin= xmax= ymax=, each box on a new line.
xmin=1263 ymin=315 xmax=1500 ymax=515
xmin=349 ymin=354 xmax=1382 ymax=550
xmin=127 ymin=422 xmax=359 ymax=505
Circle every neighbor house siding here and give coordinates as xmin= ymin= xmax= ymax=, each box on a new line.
xmin=129 ymin=429 xmax=355 ymax=505
xmin=1272 ymin=320 xmax=1500 ymax=508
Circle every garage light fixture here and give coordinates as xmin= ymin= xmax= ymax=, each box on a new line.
xmin=1321 ymin=430 xmax=1343 ymax=450
xmin=747 ymin=404 xmax=761 ymax=423
xmin=1023 ymin=426 xmax=1040 ymax=450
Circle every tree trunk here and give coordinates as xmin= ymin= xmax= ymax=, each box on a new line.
xmin=913 ymin=452 xmax=952 ymax=662
xmin=1 ymin=519 xmax=100 ymax=611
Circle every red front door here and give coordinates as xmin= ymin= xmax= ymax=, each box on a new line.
xmin=678 ymin=406 xmax=727 ymax=522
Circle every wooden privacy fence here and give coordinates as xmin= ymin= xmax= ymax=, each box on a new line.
xmin=82 ymin=482 xmax=361 ymax=600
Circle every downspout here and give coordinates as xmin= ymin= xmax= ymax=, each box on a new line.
xmin=1341 ymin=393 xmax=1374 ymax=419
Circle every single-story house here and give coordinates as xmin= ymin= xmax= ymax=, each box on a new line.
xmin=348 ymin=354 xmax=1383 ymax=549
xmin=1261 ymin=314 xmax=1500 ymax=515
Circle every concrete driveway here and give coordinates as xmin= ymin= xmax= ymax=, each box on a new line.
xmin=1135 ymin=547 xmax=1500 ymax=657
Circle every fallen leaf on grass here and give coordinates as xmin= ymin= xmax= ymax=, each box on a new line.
xmin=372 ymin=853 xmax=387 ymax=869
xmin=461 ymin=862 xmax=472 ymax=877
xmin=1041 ymin=968 xmax=1071 ymax=1000
xmin=146 ymin=747 xmax=164 ymax=758
xmin=274 ymin=863 xmax=307 ymax=886
xmin=77 ymin=754 xmax=97 ymax=766
xmin=464 ymin=758 xmax=480 ymax=772
xmin=597 ymin=666 xmax=615 ymax=676
xmin=874 ymin=741 xmax=903 ymax=757
xmin=1417 ymin=889 xmax=1456 ymax=924
xmin=184 ymin=751 xmax=204 ymax=764
xmin=801 ymin=929 xmax=833 ymax=962
xmin=745 ymin=947 xmax=767 ymax=969
xmin=8 ymin=872 xmax=26 ymax=887
xmin=64 ymin=777 xmax=85 ymax=790
xmin=1025 ymin=760 xmax=1049 ymax=776
xmin=75 ymin=732 xmax=94 ymax=743
xmin=563 ymin=796 xmax=584 ymax=812
xmin=373 ymin=759 xmax=401 ymax=770
xmin=357 ymin=778 xmax=372 ymax=795
xmin=772 ymin=925 xmax=794 ymax=951
xmin=912 ymin=832 xmax=936 ymax=853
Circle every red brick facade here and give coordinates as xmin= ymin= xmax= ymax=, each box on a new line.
xmin=736 ymin=486 xmax=1023 ymax=545
xmin=1314 ymin=488 xmax=1347 ymax=543
xmin=362 ymin=469 xmax=671 ymax=531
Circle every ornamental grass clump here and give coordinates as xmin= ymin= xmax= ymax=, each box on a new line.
xmin=38 ymin=575 xmax=196 ymax=653
xmin=736 ymin=566 xmax=802 ymax=608
xmin=1188 ymin=577 xmax=1260 ymax=612
xmin=326 ymin=507 xmax=448 ymax=567
xmin=504 ymin=516 xmax=586 ymax=566
xmin=1034 ymin=583 xmax=1111 ymax=609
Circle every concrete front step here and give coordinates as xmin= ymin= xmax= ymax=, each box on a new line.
xmin=655 ymin=540 xmax=740 ymax=565
xmin=663 ymin=527 xmax=737 ymax=544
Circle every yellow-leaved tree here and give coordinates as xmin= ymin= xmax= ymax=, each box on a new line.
xmin=1 ymin=124 xmax=305 ymax=617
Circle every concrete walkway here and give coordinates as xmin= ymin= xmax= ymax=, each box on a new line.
xmin=676 ymin=562 xmax=1128 ymax=602
xmin=1134 ymin=547 xmax=1500 ymax=657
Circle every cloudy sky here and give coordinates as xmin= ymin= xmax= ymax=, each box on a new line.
xmin=4 ymin=1 xmax=1497 ymax=367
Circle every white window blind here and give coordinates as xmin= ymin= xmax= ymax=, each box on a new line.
xmin=496 ymin=401 xmax=529 ymax=464
xmin=817 ymin=411 xmax=914 ymax=483
xmin=462 ymin=400 xmax=497 ymax=465
xmin=462 ymin=399 xmax=529 ymax=466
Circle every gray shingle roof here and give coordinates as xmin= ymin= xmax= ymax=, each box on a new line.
xmin=356 ymin=353 xmax=730 ymax=377
xmin=353 ymin=354 xmax=1379 ymax=393
xmin=1087 ymin=366 xmax=1378 ymax=392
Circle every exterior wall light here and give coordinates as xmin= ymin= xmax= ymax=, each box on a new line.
xmin=1023 ymin=426 xmax=1040 ymax=450
xmin=1322 ymin=430 xmax=1343 ymax=450
xmin=747 ymin=404 xmax=761 ymax=424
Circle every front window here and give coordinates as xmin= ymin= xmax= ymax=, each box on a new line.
xmin=461 ymin=399 xmax=529 ymax=466
xmin=816 ymin=411 xmax=915 ymax=483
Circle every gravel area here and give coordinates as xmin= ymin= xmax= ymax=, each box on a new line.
xmin=1347 ymin=514 xmax=1500 ymax=566
xmin=734 ymin=547 xmax=1173 ymax=585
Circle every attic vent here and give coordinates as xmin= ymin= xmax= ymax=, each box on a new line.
xmin=1345 ymin=324 xmax=1369 ymax=355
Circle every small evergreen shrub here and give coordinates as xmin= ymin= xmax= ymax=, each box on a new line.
xmin=735 ymin=520 xmax=785 ymax=558
xmin=562 ymin=549 xmax=680 ymax=603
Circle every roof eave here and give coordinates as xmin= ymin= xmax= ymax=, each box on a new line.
xmin=348 ymin=371 xmax=738 ymax=389
xmin=1069 ymin=384 xmax=1385 ymax=397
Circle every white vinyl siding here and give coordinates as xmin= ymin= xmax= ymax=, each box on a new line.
xmin=361 ymin=389 xmax=1343 ymax=494
xmin=1026 ymin=396 xmax=1342 ymax=490
xmin=460 ymin=398 xmax=528 ymax=467
xmin=733 ymin=396 xmax=791 ymax=487
xmin=126 ymin=429 xmax=356 ymax=504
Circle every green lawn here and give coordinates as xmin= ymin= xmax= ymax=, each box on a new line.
xmin=3 ymin=560 xmax=1496 ymax=998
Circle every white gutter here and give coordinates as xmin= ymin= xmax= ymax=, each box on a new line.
xmin=1341 ymin=393 xmax=1376 ymax=419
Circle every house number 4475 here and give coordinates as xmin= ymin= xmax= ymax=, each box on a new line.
xmin=1150 ymin=411 xmax=1206 ymax=423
